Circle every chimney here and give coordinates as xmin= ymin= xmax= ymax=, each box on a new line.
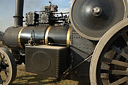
xmin=14 ymin=0 xmax=24 ymax=27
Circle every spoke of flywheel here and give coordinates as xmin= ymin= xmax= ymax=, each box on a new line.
xmin=112 ymin=46 xmax=128 ymax=60
xmin=102 ymin=57 xmax=128 ymax=67
xmin=4 ymin=70 xmax=8 ymax=78
xmin=109 ymin=76 xmax=128 ymax=85
xmin=0 ymin=56 xmax=5 ymax=64
xmin=120 ymin=31 xmax=128 ymax=45
xmin=101 ymin=69 xmax=128 ymax=75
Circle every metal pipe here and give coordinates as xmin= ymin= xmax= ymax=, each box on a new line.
xmin=14 ymin=0 xmax=24 ymax=27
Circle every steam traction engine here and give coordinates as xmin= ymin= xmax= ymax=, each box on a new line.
xmin=0 ymin=0 xmax=128 ymax=85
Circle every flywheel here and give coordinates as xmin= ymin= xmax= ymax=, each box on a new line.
xmin=0 ymin=47 xmax=17 ymax=85
xmin=70 ymin=0 xmax=127 ymax=40
xmin=90 ymin=19 xmax=128 ymax=85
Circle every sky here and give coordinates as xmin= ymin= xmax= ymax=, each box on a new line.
xmin=0 ymin=0 xmax=72 ymax=32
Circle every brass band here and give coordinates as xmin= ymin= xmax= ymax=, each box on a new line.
xmin=18 ymin=27 xmax=25 ymax=49
xmin=67 ymin=26 xmax=71 ymax=47
xmin=45 ymin=26 xmax=52 ymax=45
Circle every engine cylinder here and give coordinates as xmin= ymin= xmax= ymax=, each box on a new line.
xmin=45 ymin=26 xmax=71 ymax=47
xmin=3 ymin=25 xmax=48 ymax=48
xmin=3 ymin=25 xmax=71 ymax=48
xmin=19 ymin=26 xmax=48 ymax=48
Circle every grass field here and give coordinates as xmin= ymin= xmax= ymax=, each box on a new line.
xmin=11 ymin=64 xmax=79 ymax=85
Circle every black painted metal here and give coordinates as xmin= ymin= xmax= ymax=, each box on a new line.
xmin=48 ymin=26 xmax=69 ymax=44
xmin=70 ymin=0 xmax=125 ymax=39
xmin=70 ymin=31 xmax=95 ymax=77
xmin=3 ymin=25 xmax=69 ymax=49
xmin=14 ymin=0 xmax=24 ymax=27
xmin=20 ymin=25 xmax=48 ymax=47
xmin=25 ymin=45 xmax=69 ymax=78
xmin=3 ymin=26 xmax=48 ymax=48
xmin=3 ymin=27 xmax=22 ymax=48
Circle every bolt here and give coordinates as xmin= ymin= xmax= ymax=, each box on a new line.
xmin=92 ymin=7 xmax=102 ymax=16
